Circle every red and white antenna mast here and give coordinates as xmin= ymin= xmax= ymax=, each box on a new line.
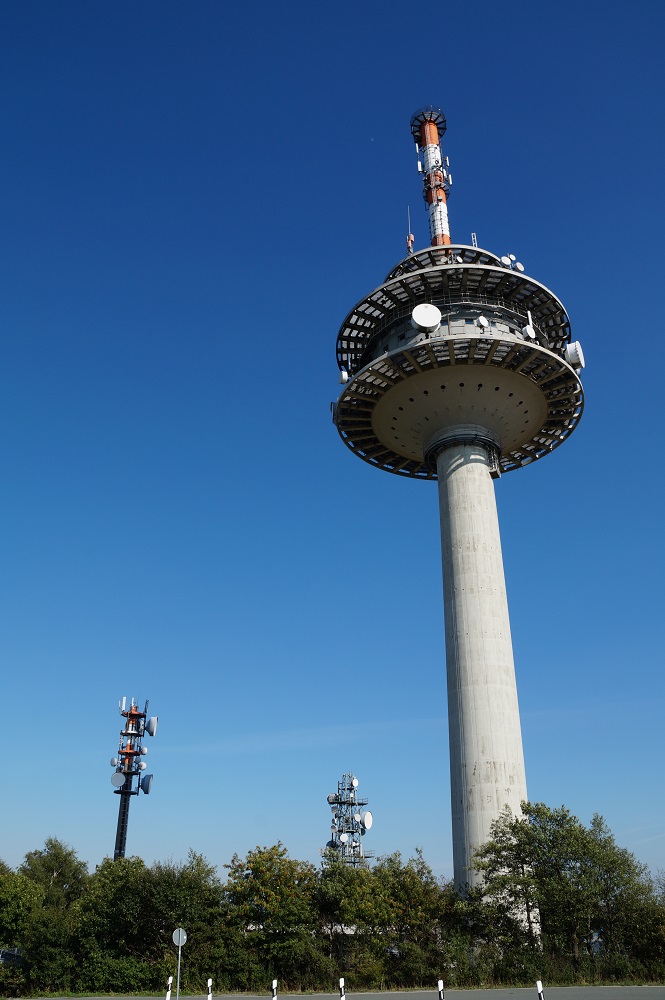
xmin=410 ymin=106 xmax=451 ymax=247
xmin=110 ymin=696 xmax=158 ymax=860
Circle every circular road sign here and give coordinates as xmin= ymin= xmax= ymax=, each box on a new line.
xmin=172 ymin=927 xmax=187 ymax=947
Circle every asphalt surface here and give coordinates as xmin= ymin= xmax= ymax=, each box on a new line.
xmin=37 ymin=990 xmax=665 ymax=1000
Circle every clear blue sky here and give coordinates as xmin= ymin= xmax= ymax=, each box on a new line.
xmin=1 ymin=0 xmax=663 ymax=881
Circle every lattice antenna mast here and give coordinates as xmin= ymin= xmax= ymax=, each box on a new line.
xmin=110 ymin=697 xmax=158 ymax=860
xmin=323 ymin=772 xmax=374 ymax=866
xmin=411 ymin=106 xmax=452 ymax=247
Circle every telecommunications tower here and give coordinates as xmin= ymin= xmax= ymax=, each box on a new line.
xmin=324 ymin=773 xmax=374 ymax=865
xmin=109 ymin=697 xmax=158 ymax=860
xmin=332 ymin=107 xmax=585 ymax=890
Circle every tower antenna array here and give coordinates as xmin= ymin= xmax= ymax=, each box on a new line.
xmin=324 ymin=773 xmax=374 ymax=866
xmin=110 ymin=697 xmax=158 ymax=860
xmin=332 ymin=107 xmax=585 ymax=891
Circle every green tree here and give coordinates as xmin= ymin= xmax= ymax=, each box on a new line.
xmin=370 ymin=851 xmax=442 ymax=986
xmin=0 ymin=871 xmax=43 ymax=947
xmin=72 ymin=855 xmax=159 ymax=992
xmin=317 ymin=853 xmax=378 ymax=981
xmin=19 ymin=837 xmax=88 ymax=909
xmin=473 ymin=801 xmax=659 ymax=974
xmin=17 ymin=838 xmax=89 ymax=993
xmin=145 ymin=850 xmax=223 ymax=990
xmin=224 ymin=844 xmax=327 ymax=989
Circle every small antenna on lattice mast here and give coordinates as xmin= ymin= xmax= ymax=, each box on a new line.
xmin=406 ymin=206 xmax=414 ymax=255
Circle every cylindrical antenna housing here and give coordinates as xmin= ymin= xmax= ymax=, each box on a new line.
xmin=410 ymin=106 xmax=451 ymax=247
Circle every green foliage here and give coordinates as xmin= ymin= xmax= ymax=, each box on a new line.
xmin=473 ymin=800 xmax=663 ymax=978
xmin=19 ymin=837 xmax=88 ymax=910
xmin=2 ymin=811 xmax=664 ymax=997
xmin=0 ymin=872 xmax=44 ymax=948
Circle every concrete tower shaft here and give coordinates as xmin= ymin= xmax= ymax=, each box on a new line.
xmin=430 ymin=430 xmax=527 ymax=889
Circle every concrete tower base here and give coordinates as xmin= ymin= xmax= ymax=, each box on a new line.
xmin=430 ymin=426 xmax=528 ymax=891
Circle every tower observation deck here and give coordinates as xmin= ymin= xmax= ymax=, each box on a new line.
xmin=332 ymin=107 xmax=585 ymax=891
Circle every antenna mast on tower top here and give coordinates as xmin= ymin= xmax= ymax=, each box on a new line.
xmin=411 ymin=106 xmax=452 ymax=247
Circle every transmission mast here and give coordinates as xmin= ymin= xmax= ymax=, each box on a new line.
xmin=324 ymin=772 xmax=373 ymax=866
xmin=110 ymin=697 xmax=158 ymax=860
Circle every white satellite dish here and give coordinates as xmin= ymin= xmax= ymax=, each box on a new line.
xmin=146 ymin=716 xmax=158 ymax=737
xmin=351 ymin=777 xmax=359 ymax=788
xmin=138 ymin=761 xmax=147 ymax=770
xmin=110 ymin=757 xmax=118 ymax=767
xmin=140 ymin=773 xmax=153 ymax=795
xmin=362 ymin=810 xmax=373 ymax=830
xmin=411 ymin=302 xmax=441 ymax=333
xmin=501 ymin=256 xmax=511 ymax=266
xmin=509 ymin=254 xmax=516 ymax=261
xmin=515 ymin=261 xmax=525 ymax=272
xmin=111 ymin=772 xmax=125 ymax=788
xmin=354 ymin=812 xmax=361 ymax=823
xmin=340 ymin=833 xmax=349 ymax=843
xmin=477 ymin=316 xmax=489 ymax=329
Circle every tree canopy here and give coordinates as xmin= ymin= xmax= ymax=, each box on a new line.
xmin=1 ymin=810 xmax=663 ymax=997
xmin=472 ymin=801 xmax=665 ymax=978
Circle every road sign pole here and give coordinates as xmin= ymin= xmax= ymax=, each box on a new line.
xmin=172 ymin=927 xmax=187 ymax=1000
xmin=176 ymin=943 xmax=182 ymax=1000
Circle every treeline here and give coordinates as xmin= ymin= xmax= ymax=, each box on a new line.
xmin=1 ymin=803 xmax=664 ymax=996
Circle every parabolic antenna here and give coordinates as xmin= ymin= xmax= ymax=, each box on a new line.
xmin=340 ymin=833 xmax=349 ymax=843
xmin=565 ymin=341 xmax=585 ymax=369
xmin=362 ymin=810 xmax=373 ymax=830
xmin=354 ymin=812 xmax=361 ymax=823
xmin=110 ymin=757 xmax=118 ymax=767
xmin=111 ymin=772 xmax=125 ymax=788
xmin=501 ymin=255 xmax=511 ymax=266
xmin=351 ymin=777 xmax=359 ymax=788
xmin=411 ymin=302 xmax=442 ymax=333
xmin=327 ymin=793 xmax=337 ymax=804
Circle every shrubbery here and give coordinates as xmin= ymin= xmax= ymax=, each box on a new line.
xmin=1 ymin=808 xmax=664 ymax=996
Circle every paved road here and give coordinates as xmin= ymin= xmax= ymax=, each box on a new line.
xmin=39 ymin=990 xmax=665 ymax=1000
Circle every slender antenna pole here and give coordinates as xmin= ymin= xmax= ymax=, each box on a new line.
xmin=406 ymin=206 xmax=414 ymax=255
xmin=410 ymin=107 xmax=452 ymax=247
